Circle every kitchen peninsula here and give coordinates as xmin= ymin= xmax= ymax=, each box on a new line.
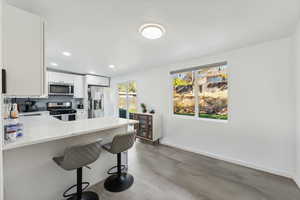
xmin=3 ymin=116 xmax=138 ymax=200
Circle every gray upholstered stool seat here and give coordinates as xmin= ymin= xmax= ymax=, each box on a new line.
xmin=102 ymin=143 xmax=112 ymax=153
xmin=102 ymin=132 xmax=135 ymax=192
xmin=53 ymin=139 xmax=102 ymax=200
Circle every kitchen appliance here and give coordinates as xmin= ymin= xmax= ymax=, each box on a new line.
xmin=77 ymin=100 xmax=84 ymax=109
xmin=77 ymin=104 xmax=84 ymax=109
xmin=47 ymin=102 xmax=77 ymax=121
xmin=88 ymin=86 xmax=104 ymax=119
xmin=21 ymin=99 xmax=39 ymax=112
xmin=48 ymin=82 xmax=74 ymax=96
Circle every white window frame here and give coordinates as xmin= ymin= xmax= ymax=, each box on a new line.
xmin=170 ymin=62 xmax=229 ymax=123
xmin=117 ymin=80 xmax=138 ymax=119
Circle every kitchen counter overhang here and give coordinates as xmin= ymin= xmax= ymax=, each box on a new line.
xmin=3 ymin=116 xmax=138 ymax=200
xmin=3 ymin=116 xmax=138 ymax=150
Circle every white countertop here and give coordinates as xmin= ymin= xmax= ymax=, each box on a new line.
xmin=19 ymin=111 xmax=49 ymax=116
xmin=3 ymin=116 xmax=138 ymax=150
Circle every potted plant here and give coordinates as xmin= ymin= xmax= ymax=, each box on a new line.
xmin=141 ymin=103 xmax=147 ymax=113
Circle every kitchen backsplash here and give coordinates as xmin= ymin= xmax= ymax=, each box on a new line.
xmin=5 ymin=96 xmax=83 ymax=112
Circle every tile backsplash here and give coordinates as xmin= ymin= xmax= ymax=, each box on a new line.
xmin=6 ymin=96 xmax=83 ymax=111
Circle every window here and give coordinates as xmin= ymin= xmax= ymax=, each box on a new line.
xmin=197 ymin=65 xmax=228 ymax=120
xmin=171 ymin=62 xmax=228 ymax=121
xmin=118 ymin=81 xmax=137 ymax=119
xmin=172 ymin=71 xmax=195 ymax=116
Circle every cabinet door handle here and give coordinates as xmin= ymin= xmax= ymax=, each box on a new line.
xmin=42 ymin=22 xmax=46 ymax=96
xmin=2 ymin=69 xmax=7 ymax=94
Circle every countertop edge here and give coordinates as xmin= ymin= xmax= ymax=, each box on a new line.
xmin=3 ymin=120 xmax=138 ymax=151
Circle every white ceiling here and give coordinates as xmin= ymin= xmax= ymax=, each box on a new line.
xmin=7 ymin=0 xmax=300 ymax=77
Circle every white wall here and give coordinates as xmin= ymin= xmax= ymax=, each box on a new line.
xmin=0 ymin=0 xmax=3 ymax=199
xmin=111 ymin=37 xmax=296 ymax=177
xmin=294 ymin=21 xmax=300 ymax=187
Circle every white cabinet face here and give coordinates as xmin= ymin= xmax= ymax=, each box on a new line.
xmin=86 ymin=75 xmax=110 ymax=87
xmin=3 ymin=5 xmax=45 ymax=96
xmin=48 ymin=72 xmax=73 ymax=84
xmin=76 ymin=110 xmax=87 ymax=120
xmin=73 ymin=75 xmax=84 ymax=98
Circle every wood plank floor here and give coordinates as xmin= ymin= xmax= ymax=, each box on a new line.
xmin=90 ymin=142 xmax=300 ymax=200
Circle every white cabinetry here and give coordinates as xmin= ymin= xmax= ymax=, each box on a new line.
xmin=73 ymin=75 xmax=84 ymax=98
xmin=86 ymin=75 xmax=110 ymax=87
xmin=3 ymin=5 xmax=46 ymax=97
xmin=76 ymin=109 xmax=87 ymax=120
xmin=47 ymin=71 xmax=73 ymax=84
xmin=47 ymin=71 xmax=85 ymax=98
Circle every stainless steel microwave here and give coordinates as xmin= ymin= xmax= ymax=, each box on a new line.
xmin=48 ymin=82 xmax=74 ymax=96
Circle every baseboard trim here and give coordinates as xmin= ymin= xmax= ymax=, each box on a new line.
xmin=294 ymin=177 xmax=300 ymax=188
xmin=160 ymin=140 xmax=293 ymax=179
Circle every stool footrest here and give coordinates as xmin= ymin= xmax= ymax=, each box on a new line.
xmin=107 ymin=165 xmax=126 ymax=175
xmin=66 ymin=191 xmax=99 ymax=200
xmin=63 ymin=182 xmax=90 ymax=198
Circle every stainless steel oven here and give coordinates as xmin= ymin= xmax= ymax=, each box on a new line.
xmin=47 ymin=102 xmax=77 ymax=121
xmin=48 ymin=82 xmax=74 ymax=96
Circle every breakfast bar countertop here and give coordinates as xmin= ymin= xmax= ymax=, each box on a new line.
xmin=3 ymin=116 xmax=138 ymax=151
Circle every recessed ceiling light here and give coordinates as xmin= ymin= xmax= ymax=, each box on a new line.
xmin=50 ymin=62 xmax=58 ymax=66
xmin=109 ymin=65 xmax=115 ymax=69
xmin=139 ymin=23 xmax=165 ymax=40
xmin=62 ymin=51 xmax=72 ymax=56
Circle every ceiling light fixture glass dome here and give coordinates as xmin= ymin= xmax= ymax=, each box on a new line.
xmin=139 ymin=23 xmax=165 ymax=40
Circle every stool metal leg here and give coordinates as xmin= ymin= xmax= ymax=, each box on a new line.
xmin=67 ymin=168 xmax=99 ymax=200
xmin=104 ymin=153 xmax=134 ymax=192
xmin=77 ymin=168 xmax=82 ymax=199
xmin=117 ymin=153 xmax=122 ymax=176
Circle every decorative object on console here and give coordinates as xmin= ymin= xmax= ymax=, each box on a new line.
xmin=149 ymin=109 xmax=155 ymax=114
xmin=140 ymin=103 xmax=147 ymax=113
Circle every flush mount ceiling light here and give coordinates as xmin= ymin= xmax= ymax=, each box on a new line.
xmin=62 ymin=51 xmax=72 ymax=56
xmin=139 ymin=23 xmax=165 ymax=40
xmin=108 ymin=65 xmax=115 ymax=69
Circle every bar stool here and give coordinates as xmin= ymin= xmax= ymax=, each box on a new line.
xmin=102 ymin=132 xmax=135 ymax=192
xmin=53 ymin=139 xmax=102 ymax=200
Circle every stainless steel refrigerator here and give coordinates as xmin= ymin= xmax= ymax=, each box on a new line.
xmin=88 ymin=86 xmax=104 ymax=118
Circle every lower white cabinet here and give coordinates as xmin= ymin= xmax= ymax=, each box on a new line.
xmin=76 ymin=109 xmax=87 ymax=120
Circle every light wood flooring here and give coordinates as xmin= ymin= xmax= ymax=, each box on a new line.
xmin=90 ymin=142 xmax=300 ymax=200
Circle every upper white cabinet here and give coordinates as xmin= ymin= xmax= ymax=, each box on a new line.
xmin=47 ymin=71 xmax=85 ymax=98
xmin=3 ymin=5 xmax=46 ymax=97
xmin=86 ymin=75 xmax=110 ymax=87
xmin=72 ymin=75 xmax=84 ymax=98
xmin=47 ymin=71 xmax=73 ymax=84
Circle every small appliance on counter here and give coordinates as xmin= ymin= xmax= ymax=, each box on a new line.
xmin=19 ymin=99 xmax=39 ymax=113
xmin=47 ymin=101 xmax=77 ymax=121
xmin=77 ymin=101 xmax=84 ymax=109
